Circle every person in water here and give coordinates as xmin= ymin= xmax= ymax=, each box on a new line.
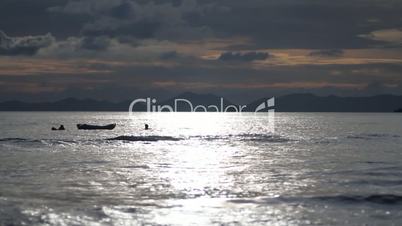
xmin=144 ymin=124 xmax=149 ymax=130
xmin=52 ymin=125 xmax=65 ymax=131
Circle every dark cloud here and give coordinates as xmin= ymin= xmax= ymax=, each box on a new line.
xmin=0 ymin=30 xmax=54 ymax=56
xmin=83 ymin=20 xmax=161 ymax=39
xmin=1 ymin=0 xmax=402 ymax=101
xmin=218 ymin=51 xmax=270 ymax=62
xmin=309 ymin=49 xmax=344 ymax=57
xmin=109 ymin=1 xmax=134 ymax=19
xmin=1 ymin=0 xmax=402 ymax=48
xmin=160 ymin=51 xmax=178 ymax=60
xmin=80 ymin=36 xmax=111 ymax=50
xmin=49 ymin=0 xmax=213 ymax=41
xmin=0 ymin=0 xmax=86 ymax=38
xmin=186 ymin=0 xmax=402 ymax=49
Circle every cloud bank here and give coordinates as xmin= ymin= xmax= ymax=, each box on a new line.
xmin=218 ymin=52 xmax=270 ymax=62
xmin=0 ymin=0 xmax=402 ymax=101
xmin=0 ymin=31 xmax=54 ymax=56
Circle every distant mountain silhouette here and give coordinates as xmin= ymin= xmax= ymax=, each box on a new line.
xmin=0 ymin=98 xmax=124 ymax=111
xmin=246 ymin=93 xmax=402 ymax=112
xmin=1 ymin=93 xmax=402 ymax=112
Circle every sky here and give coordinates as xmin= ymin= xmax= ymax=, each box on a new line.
xmin=1 ymin=0 xmax=402 ymax=103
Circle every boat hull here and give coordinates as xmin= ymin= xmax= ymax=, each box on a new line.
xmin=77 ymin=123 xmax=116 ymax=130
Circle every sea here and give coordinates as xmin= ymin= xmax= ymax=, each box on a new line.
xmin=0 ymin=112 xmax=402 ymax=226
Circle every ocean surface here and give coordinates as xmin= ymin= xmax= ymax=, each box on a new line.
xmin=1 ymin=112 xmax=402 ymax=226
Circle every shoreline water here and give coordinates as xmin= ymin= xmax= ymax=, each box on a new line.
xmin=1 ymin=112 xmax=402 ymax=225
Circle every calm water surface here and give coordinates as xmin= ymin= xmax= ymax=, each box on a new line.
xmin=1 ymin=112 xmax=402 ymax=225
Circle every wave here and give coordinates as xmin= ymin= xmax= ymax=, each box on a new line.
xmin=229 ymin=194 xmax=402 ymax=205
xmin=191 ymin=133 xmax=292 ymax=143
xmin=107 ymin=136 xmax=182 ymax=142
xmin=108 ymin=133 xmax=291 ymax=143
xmin=0 ymin=136 xmax=183 ymax=146
xmin=0 ymin=133 xmax=292 ymax=146
xmin=343 ymin=179 xmax=402 ymax=186
xmin=0 ymin=138 xmax=31 ymax=142
xmin=0 ymin=137 xmax=79 ymax=148
xmin=237 ymin=133 xmax=292 ymax=143
xmin=308 ymin=194 xmax=402 ymax=205
xmin=346 ymin=133 xmax=400 ymax=140
xmin=0 ymin=138 xmax=46 ymax=146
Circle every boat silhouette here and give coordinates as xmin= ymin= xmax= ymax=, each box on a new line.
xmin=77 ymin=123 xmax=116 ymax=130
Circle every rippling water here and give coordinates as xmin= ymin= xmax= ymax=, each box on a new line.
xmin=1 ymin=112 xmax=402 ymax=225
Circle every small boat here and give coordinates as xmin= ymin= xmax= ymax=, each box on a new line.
xmin=77 ymin=123 xmax=116 ymax=130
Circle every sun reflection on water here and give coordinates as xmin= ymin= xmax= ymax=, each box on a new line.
xmin=106 ymin=112 xmax=317 ymax=225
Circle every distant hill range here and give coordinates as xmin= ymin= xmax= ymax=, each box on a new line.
xmin=1 ymin=93 xmax=402 ymax=112
xmin=247 ymin=94 xmax=402 ymax=112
